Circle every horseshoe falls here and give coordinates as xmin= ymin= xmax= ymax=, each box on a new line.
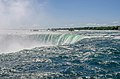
xmin=0 ymin=30 xmax=120 ymax=79
xmin=0 ymin=33 xmax=85 ymax=53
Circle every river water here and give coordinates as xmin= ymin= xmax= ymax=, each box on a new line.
xmin=0 ymin=30 xmax=120 ymax=79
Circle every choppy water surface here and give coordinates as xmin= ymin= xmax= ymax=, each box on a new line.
xmin=0 ymin=30 xmax=120 ymax=79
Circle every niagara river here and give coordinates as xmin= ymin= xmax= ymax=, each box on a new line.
xmin=0 ymin=30 xmax=120 ymax=79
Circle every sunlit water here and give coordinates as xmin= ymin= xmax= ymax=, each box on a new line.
xmin=0 ymin=30 xmax=120 ymax=79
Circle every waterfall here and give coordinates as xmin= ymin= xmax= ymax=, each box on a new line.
xmin=0 ymin=34 xmax=85 ymax=53
xmin=25 ymin=34 xmax=84 ymax=45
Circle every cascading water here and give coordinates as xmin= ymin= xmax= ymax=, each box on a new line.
xmin=25 ymin=34 xmax=85 ymax=45
xmin=0 ymin=33 xmax=85 ymax=53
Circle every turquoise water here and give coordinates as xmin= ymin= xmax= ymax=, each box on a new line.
xmin=0 ymin=30 xmax=120 ymax=79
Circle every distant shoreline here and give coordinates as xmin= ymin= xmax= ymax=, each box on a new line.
xmin=48 ymin=26 xmax=120 ymax=31
xmin=0 ymin=26 xmax=120 ymax=32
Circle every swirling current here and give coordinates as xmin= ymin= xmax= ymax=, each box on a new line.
xmin=0 ymin=30 xmax=120 ymax=79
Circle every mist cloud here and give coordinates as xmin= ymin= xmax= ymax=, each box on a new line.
xmin=0 ymin=0 xmax=53 ymax=29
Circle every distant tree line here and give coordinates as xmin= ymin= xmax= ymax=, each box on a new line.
xmin=48 ymin=26 xmax=120 ymax=31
